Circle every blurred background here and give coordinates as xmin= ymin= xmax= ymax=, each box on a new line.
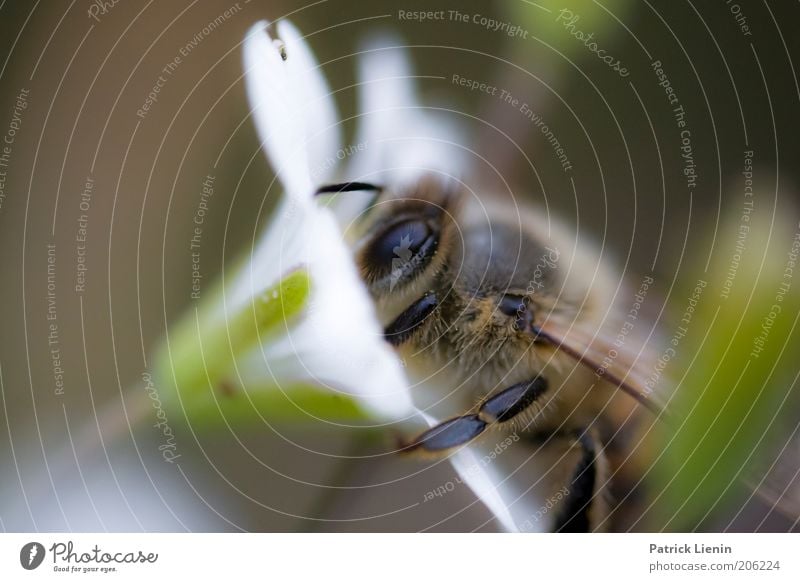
xmin=0 ymin=0 xmax=798 ymax=531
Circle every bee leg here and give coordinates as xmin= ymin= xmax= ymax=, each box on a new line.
xmin=401 ymin=415 xmax=488 ymax=453
xmin=478 ymin=376 xmax=548 ymax=424
xmin=383 ymin=292 xmax=438 ymax=346
xmin=552 ymin=429 xmax=611 ymax=532
xmin=402 ymin=377 xmax=547 ymax=453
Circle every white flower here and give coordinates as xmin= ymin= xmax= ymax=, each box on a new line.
xmin=234 ymin=20 xmax=415 ymax=420
xmin=240 ymin=20 xmax=554 ymax=532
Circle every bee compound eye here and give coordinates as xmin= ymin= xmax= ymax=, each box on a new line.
xmin=370 ymin=219 xmax=431 ymax=265
xmin=498 ymin=294 xmax=526 ymax=317
xmin=363 ymin=219 xmax=438 ymax=284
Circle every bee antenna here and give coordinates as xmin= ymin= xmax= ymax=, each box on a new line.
xmin=314 ymin=182 xmax=383 ymax=196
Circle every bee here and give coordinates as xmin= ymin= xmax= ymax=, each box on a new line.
xmin=316 ymin=175 xmax=669 ymax=532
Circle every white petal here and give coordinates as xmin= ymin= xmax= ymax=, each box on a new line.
xmin=237 ymin=19 xmax=342 ymax=304
xmin=243 ymin=21 xmax=314 ymax=198
xmin=449 ymin=444 xmax=521 ymax=532
xmin=247 ymin=208 xmax=415 ymax=420
xmin=457 ymin=430 xmax=601 ymax=532
xmin=236 ymin=21 xmax=413 ymax=420
xmin=356 ymin=33 xmax=416 ymax=120
xmin=347 ymin=34 xmax=466 ymax=187
xmin=226 ymin=157 xmax=414 ymax=419
xmin=276 ymin=20 xmax=342 ymax=183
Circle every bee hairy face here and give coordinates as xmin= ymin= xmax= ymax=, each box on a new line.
xmin=440 ymin=221 xmax=561 ymax=351
xmin=356 ymin=178 xmax=561 ymax=352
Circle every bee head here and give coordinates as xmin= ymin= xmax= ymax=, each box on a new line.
xmin=447 ymin=220 xmax=560 ymax=339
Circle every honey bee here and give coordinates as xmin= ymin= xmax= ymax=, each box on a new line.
xmin=316 ymin=175 xmax=669 ymax=532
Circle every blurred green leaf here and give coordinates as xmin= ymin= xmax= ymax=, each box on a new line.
xmin=153 ymin=268 xmax=367 ymax=428
xmin=511 ymin=0 xmax=637 ymax=59
xmin=652 ymin=204 xmax=800 ymax=529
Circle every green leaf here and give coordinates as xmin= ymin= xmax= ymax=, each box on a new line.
xmin=153 ymin=269 xmax=368 ymax=427
xmin=174 ymin=382 xmax=366 ymax=427
xmin=651 ymin=207 xmax=800 ymax=529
